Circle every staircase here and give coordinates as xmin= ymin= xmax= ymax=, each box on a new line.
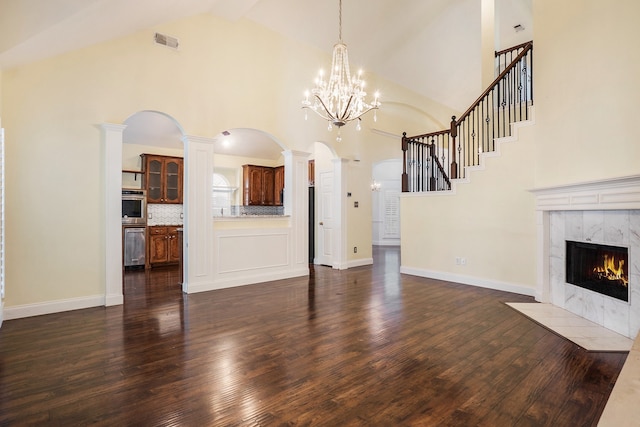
xmin=402 ymin=42 xmax=533 ymax=192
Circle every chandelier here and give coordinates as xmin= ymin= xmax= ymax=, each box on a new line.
xmin=302 ymin=0 xmax=380 ymax=142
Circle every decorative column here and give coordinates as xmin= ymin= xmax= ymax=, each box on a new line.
xmin=101 ymin=123 xmax=126 ymax=306
xmin=283 ymin=150 xmax=311 ymax=272
xmin=182 ymin=135 xmax=215 ymax=293
xmin=333 ymin=158 xmax=348 ymax=269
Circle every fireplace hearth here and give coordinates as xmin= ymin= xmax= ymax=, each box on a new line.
xmin=566 ymin=240 xmax=629 ymax=302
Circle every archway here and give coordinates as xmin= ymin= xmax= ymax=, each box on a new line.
xmin=102 ymin=110 xmax=192 ymax=306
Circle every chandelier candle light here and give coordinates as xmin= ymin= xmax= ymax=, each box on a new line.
xmin=302 ymin=0 xmax=381 ymax=142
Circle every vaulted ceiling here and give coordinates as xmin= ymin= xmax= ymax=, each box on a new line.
xmin=0 ymin=0 xmax=532 ymax=156
xmin=0 ymin=0 xmax=532 ymax=111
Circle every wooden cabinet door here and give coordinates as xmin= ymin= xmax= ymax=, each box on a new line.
xmin=274 ymin=166 xmax=284 ymax=206
xmin=168 ymin=227 xmax=181 ymax=263
xmin=262 ymin=167 xmax=275 ymax=206
xmin=149 ymin=227 xmax=169 ymax=264
xmin=243 ymin=164 xmax=279 ymax=206
xmin=243 ymin=165 xmax=262 ymax=205
xmin=145 ymin=157 xmax=164 ymax=203
xmin=164 ymin=158 xmax=182 ymax=203
xmin=142 ymin=154 xmax=183 ymax=204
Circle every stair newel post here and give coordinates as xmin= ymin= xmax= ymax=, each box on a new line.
xmin=450 ymin=116 xmax=458 ymax=179
xmin=429 ymin=141 xmax=436 ymax=191
xmin=402 ymin=132 xmax=409 ymax=192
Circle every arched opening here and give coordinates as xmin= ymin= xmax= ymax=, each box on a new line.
xmin=121 ymin=111 xmax=186 ymax=301
xmin=103 ymin=110 xmax=188 ymax=307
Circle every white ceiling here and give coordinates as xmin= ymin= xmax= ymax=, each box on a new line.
xmin=0 ymin=0 xmax=532 ymax=158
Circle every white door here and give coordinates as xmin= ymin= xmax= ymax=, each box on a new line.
xmin=316 ymin=171 xmax=334 ymax=266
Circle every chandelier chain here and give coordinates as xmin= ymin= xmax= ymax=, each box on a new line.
xmin=338 ymin=0 xmax=342 ymax=42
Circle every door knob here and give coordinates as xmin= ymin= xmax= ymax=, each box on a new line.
xmin=319 ymin=222 xmax=324 ymax=225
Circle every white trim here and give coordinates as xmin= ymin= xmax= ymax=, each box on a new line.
xmin=373 ymin=239 xmax=400 ymax=246
xmin=101 ymin=123 xmax=126 ymax=307
xmin=400 ymin=266 xmax=536 ymax=297
xmin=187 ymin=267 xmax=309 ymax=294
xmin=529 ymin=175 xmax=640 ymax=211
xmin=346 ymin=258 xmax=374 ymax=269
xmin=183 ymin=134 xmax=215 ymax=294
xmin=3 ymin=295 xmax=105 ymax=320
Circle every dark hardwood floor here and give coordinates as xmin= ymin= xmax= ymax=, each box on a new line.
xmin=0 ymin=247 xmax=627 ymax=426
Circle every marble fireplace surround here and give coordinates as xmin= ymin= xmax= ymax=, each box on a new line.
xmin=531 ymin=175 xmax=640 ymax=339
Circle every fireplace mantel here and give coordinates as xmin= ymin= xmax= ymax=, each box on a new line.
xmin=530 ymin=175 xmax=640 ymax=212
xmin=529 ymin=175 xmax=640 ymax=339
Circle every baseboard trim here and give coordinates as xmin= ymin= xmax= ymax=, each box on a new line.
xmin=347 ymin=258 xmax=374 ymax=268
xmin=373 ymin=240 xmax=400 ymax=246
xmin=105 ymin=294 xmax=124 ymax=306
xmin=400 ymin=266 xmax=536 ymax=297
xmin=3 ymin=295 xmax=105 ymax=320
xmin=187 ymin=267 xmax=310 ymax=294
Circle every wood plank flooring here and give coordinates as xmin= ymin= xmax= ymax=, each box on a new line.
xmin=0 ymin=246 xmax=627 ymax=426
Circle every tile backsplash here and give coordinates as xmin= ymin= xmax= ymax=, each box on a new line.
xmin=222 ymin=205 xmax=284 ymax=216
xmin=147 ymin=204 xmax=183 ymax=226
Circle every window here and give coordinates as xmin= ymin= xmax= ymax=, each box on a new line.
xmin=212 ymin=173 xmax=232 ymax=216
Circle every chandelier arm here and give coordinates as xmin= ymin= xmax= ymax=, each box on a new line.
xmin=303 ymin=107 xmax=333 ymax=123
xmin=339 ymin=95 xmax=355 ymax=121
xmin=312 ymin=94 xmax=338 ymax=121
xmin=349 ymin=106 xmax=380 ymax=122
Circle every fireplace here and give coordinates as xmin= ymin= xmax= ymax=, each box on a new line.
xmin=566 ymin=240 xmax=629 ymax=302
xmin=530 ymin=175 xmax=640 ymax=339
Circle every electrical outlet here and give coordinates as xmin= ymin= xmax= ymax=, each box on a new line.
xmin=354 ymin=246 xmax=358 ymax=253
xmin=461 ymin=258 xmax=466 ymax=265
xmin=455 ymin=257 xmax=461 ymax=265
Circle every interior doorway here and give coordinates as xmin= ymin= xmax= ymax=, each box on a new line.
xmin=121 ymin=111 xmax=186 ymax=300
xmin=372 ymin=159 xmax=402 ymax=247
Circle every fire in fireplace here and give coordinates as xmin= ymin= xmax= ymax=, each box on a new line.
xmin=566 ymin=240 xmax=629 ymax=302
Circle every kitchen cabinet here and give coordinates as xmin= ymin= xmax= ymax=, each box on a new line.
xmin=141 ymin=154 xmax=183 ymax=204
xmin=274 ymin=165 xmax=284 ymax=206
xmin=148 ymin=226 xmax=181 ymax=266
xmin=243 ymin=165 xmax=278 ymax=206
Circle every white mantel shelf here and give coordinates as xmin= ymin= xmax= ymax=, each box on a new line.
xmin=529 ymin=175 xmax=640 ymax=211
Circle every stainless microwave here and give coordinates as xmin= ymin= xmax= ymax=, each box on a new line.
xmin=122 ymin=189 xmax=147 ymax=225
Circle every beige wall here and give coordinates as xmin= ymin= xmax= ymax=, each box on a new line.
xmin=533 ymin=0 xmax=640 ymax=188
xmin=401 ymin=125 xmax=537 ymax=291
xmin=401 ymin=0 xmax=640 ymax=294
xmin=1 ymin=13 xmax=447 ymax=309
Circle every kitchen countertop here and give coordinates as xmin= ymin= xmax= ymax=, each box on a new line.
xmin=214 ymin=215 xmax=289 ymax=220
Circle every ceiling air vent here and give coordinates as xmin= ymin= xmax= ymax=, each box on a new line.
xmin=154 ymin=32 xmax=179 ymax=49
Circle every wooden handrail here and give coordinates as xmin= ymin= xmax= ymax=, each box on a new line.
xmin=403 ymin=128 xmax=451 ymax=142
xmin=495 ymin=41 xmax=531 ymax=57
xmin=458 ymin=42 xmax=532 ymax=124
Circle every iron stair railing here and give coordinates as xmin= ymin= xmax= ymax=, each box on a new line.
xmin=402 ymin=41 xmax=533 ymax=192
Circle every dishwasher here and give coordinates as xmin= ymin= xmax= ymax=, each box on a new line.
xmin=124 ymin=227 xmax=146 ymax=267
